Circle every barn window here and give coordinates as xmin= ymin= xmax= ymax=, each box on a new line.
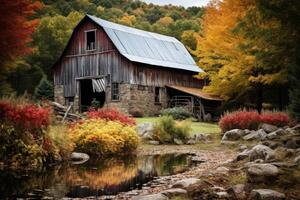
xmin=111 ymin=83 xmax=119 ymax=101
xmin=155 ymin=87 xmax=160 ymax=104
xmin=86 ymin=30 xmax=96 ymax=51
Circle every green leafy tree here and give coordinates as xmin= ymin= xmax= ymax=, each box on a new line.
xmin=31 ymin=11 xmax=84 ymax=79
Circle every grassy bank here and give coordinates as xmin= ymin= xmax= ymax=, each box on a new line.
xmin=135 ymin=117 xmax=221 ymax=135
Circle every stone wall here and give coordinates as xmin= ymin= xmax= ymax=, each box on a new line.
xmin=105 ymin=84 xmax=168 ymax=116
xmin=54 ymin=85 xmax=64 ymax=106
xmin=56 ymin=83 xmax=169 ymax=116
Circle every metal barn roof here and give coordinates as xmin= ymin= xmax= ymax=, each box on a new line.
xmin=87 ymin=15 xmax=202 ymax=73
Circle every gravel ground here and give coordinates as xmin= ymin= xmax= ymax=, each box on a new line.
xmin=110 ymin=144 xmax=237 ymax=200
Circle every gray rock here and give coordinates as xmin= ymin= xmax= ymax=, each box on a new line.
xmin=284 ymin=139 xmax=300 ymax=149
xmin=260 ymin=123 xmax=279 ymax=133
xmin=227 ymin=184 xmax=246 ymax=200
xmin=285 ymin=128 xmax=296 ymax=135
xmin=215 ymin=191 xmax=229 ymax=199
xmin=174 ymin=138 xmax=183 ymax=145
xmin=70 ymin=152 xmax=89 ymax=164
xmin=294 ymin=155 xmax=300 ymax=165
xmin=215 ymin=166 xmax=229 ymax=175
xmin=248 ymin=144 xmax=275 ymax=161
xmin=250 ymin=189 xmax=285 ymax=200
xmin=160 ymin=188 xmax=187 ymax=198
xmin=148 ymin=140 xmax=160 ymax=145
xmin=132 ymin=193 xmax=168 ymax=200
xmin=262 ymin=141 xmax=282 ymax=149
xmin=222 ymin=129 xmax=245 ymax=141
xmin=243 ymin=129 xmax=267 ymax=141
xmin=291 ymin=124 xmax=300 ymax=131
xmin=267 ymin=132 xmax=280 ymax=140
xmin=186 ymin=139 xmax=196 ymax=145
xmin=172 ymin=178 xmax=200 ymax=188
xmin=194 ymin=133 xmax=208 ymax=142
xmin=247 ymin=163 xmax=279 ymax=183
xmin=239 ymin=144 xmax=248 ymax=151
xmin=236 ymin=151 xmax=250 ymax=161
xmin=137 ymin=123 xmax=154 ymax=140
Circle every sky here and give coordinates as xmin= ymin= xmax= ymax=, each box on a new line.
xmin=142 ymin=0 xmax=210 ymax=8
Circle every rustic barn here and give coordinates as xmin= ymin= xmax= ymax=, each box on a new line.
xmin=53 ymin=14 xmax=221 ymax=119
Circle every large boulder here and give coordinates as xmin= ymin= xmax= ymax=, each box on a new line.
xmin=70 ymin=152 xmax=90 ymax=164
xmin=250 ymin=189 xmax=285 ymax=200
xmin=248 ymin=144 xmax=275 ymax=161
xmin=172 ymin=178 xmax=201 ymax=188
xmin=137 ymin=122 xmax=154 ymax=140
xmin=222 ymin=129 xmax=245 ymax=141
xmin=260 ymin=123 xmax=279 ymax=133
xmin=247 ymin=163 xmax=279 ymax=183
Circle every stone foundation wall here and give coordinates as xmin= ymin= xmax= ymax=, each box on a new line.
xmin=54 ymin=85 xmax=64 ymax=106
xmin=56 ymin=83 xmax=169 ymax=116
xmin=105 ymin=84 xmax=168 ymax=116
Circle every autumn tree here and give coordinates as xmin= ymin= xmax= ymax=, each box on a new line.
xmin=195 ymin=0 xmax=255 ymax=107
xmin=0 ymin=0 xmax=42 ymax=91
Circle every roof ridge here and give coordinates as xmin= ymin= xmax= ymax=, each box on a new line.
xmin=86 ymin=14 xmax=180 ymax=42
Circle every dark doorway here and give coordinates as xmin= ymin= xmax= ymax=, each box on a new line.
xmin=80 ymin=79 xmax=105 ymax=112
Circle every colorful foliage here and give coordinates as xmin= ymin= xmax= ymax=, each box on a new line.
xmin=153 ymin=116 xmax=192 ymax=144
xmin=68 ymin=119 xmax=139 ymax=155
xmin=87 ymin=108 xmax=136 ymax=126
xmin=0 ymin=99 xmax=55 ymax=169
xmin=219 ymin=110 xmax=291 ymax=132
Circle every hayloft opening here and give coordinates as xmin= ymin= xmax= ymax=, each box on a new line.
xmin=86 ymin=30 xmax=96 ymax=51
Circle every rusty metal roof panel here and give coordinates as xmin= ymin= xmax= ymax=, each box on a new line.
xmin=87 ymin=15 xmax=203 ymax=73
xmin=167 ymin=85 xmax=223 ymax=101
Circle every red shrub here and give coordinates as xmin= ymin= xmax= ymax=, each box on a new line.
xmin=87 ymin=108 xmax=136 ymax=126
xmin=261 ymin=113 xmax=290 ymax=127
xmin=219 ymin=110 xmax=292 ymax=133
xmin=219 ymin=111 xmax=261 ymax=133
xmin=0 ymin=100 xmax=51 ymax=133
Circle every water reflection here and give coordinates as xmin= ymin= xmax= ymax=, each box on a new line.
xmin=0 ymin=154 xmax=191 ymax=198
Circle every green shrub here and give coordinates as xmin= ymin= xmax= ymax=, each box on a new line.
xmin=34 ymin=77 xmax=54 ymax=101
xmin=160 ymin=107 xmax=193 ymax=120
xmin=153 ymin=116 xmax=192 ymax=144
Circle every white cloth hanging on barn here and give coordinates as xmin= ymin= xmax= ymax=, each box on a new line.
xmin=92 ymin=78 xmax=105 ymax=93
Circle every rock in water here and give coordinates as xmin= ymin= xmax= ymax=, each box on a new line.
xmin=70 ymin=152 xmax=90 ymax=164
xmin=260 ymin=123 xmax=279 ymax=133
xmin=248 ymin=144 xmax=275 ymax=161
xmin=247 ymin=163 xmax=279 ymax=183
xmin=172 ymin=178 xmax=201 ymax=188
xmin=250 ymin=189 xmax=285 ymax=200
xmin=222 ymin=129 xmax=245 ymax=141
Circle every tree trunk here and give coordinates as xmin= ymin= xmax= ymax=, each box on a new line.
xmin=278 ymin=86 xmax=283 ymax=111
xmin=256 ymin=85 xmax=263 ymax=113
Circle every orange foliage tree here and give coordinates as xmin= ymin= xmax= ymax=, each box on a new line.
xmin=0 ymin=0 xmax=42 ymax=70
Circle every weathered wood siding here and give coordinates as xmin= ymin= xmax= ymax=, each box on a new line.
xmin=53 ymin=19 xmax=202 ymax=97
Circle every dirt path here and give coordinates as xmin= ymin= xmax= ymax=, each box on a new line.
xmin=113 ymin=144 xmax=237 ymax=200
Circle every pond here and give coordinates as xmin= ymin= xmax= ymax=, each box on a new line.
xmin=0 ymin=154 xmax=192 ymax=199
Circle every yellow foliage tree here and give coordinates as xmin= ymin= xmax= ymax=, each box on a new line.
xmin=157 ymin=16 xmax=174 ymax=26
xmin=195 ymin=0 xmax=289 ymax=111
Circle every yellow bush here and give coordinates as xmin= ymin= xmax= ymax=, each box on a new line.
xmin=68 ymin=119 xmax=139 ymax=155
